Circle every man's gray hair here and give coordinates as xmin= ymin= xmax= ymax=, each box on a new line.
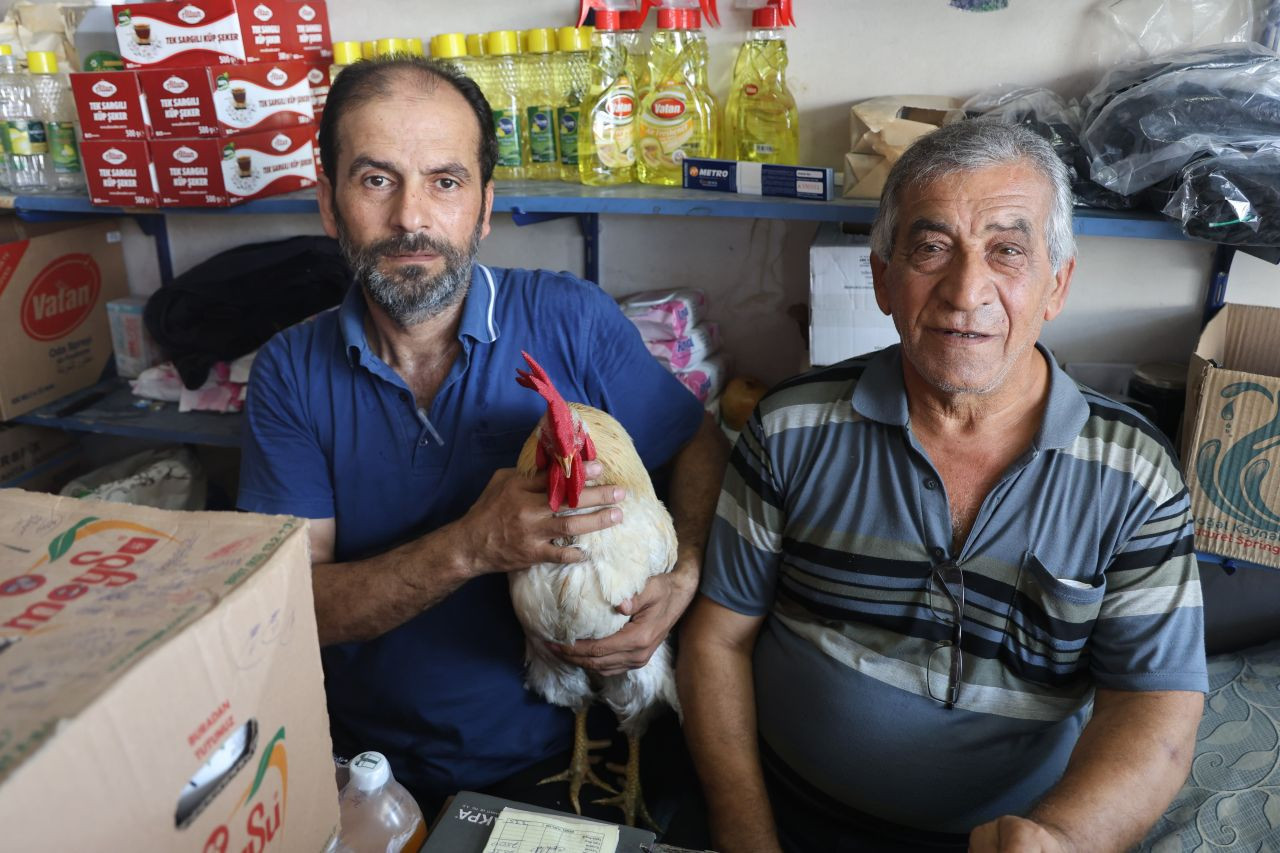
xmin=869 ymin=121 xmax=1076 ymax=272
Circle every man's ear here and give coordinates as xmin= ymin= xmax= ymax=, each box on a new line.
xmin=480 ymin=180 xmax=494 ymax=241
xmin=1043 ymin=256 xmax=1075 ymax=323
xmin=870 ymin=252 xmax=892 ymax=316
xmin=316 ymin=172 xmax=338 ymax=240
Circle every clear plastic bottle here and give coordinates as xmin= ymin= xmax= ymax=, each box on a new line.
xmin=0 ymin=45 xmax=20 ymax=190
xmin=522 ymin=28 xmax=560 ymax=181
xmin=578 ymin=11 xmax=636 ymax=186
xmin=331 ymin=752 xmax=426 ymax=853
xmin=555 ymin=26 xmax=592 ymax=183
xmin=28 ymin=52 xmax=83 ymax=192
xmin=636 ymin=6 xmax=718 ymax=186
xmin=2 ymin=53 xmax=48 ymax=193
xmin=618 ymin=7 xmax=652 ymax=107
xmin=725 ymin=1 xmax=798 ymax=164
xmin=330 ymin=41 xmax=363 ymax=84
xmin=484 ymin=30 xmax=525 ymax=181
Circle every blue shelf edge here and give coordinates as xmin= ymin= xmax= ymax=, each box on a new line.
xmin=1195 ymin=550 xmax=1277 ymax=574
xmin=11 ymin=377 xmax=243 ymax=448
xmin=6 ymin=185 xmax=1191 ymax=239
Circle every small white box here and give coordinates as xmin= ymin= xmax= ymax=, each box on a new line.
xmin=809 ymin=223 xmax=899 ymax=365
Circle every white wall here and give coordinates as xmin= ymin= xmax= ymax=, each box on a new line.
xmin=124 ymin=0 xmax=1278 ymax=387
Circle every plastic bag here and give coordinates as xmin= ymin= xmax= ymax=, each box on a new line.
xmin=958 ymin=86 xmax=1133 ymax=209
xmin=1086 ymin=0 xmax=1254 ymax=66
xmin=1080 ymin=43 xmax=1280 ymax=196
xmin=1164 ymin=147 xmax=1280 ymax=246
xmin=60 ymin=446 xmax=206 ymax=510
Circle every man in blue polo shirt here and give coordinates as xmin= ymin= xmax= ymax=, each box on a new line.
xmin=237 ymin=57 xmax=725 ymax=815
xmin=679 ymin=122 xmax=1206 ymax=852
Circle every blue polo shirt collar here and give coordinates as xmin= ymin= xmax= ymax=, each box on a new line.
xmin=852 ymin=342 xmax=1088 ymax=450
xmin=339 ymin=263 xmax=502 ymax=369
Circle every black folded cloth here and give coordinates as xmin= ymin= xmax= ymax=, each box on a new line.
xmin=145 ymin=235 xmax=350 ymax=389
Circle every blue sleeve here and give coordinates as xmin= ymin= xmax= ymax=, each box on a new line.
xmin=237 ymin=335 xmax=336 ymax=519
xmin=579 ymin=283 xmax=704 ymax=470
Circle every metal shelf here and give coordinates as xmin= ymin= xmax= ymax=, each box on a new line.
xmin=4 ymin=183 xmax=1191 ymax=239
xmin=11 ymin=377 xmax=242 ymax=448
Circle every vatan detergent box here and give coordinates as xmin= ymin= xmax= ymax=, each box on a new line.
xmin=0 ymin=490 xmax=339 ymax=850
xmin=682 ymin=157 xmax=834 ymax=201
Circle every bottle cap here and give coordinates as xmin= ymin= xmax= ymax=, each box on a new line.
xmin=0 ymin=45 xmax=11 ymax=57
xmin=466 ymin=33 xmax=486 ymax=56
xmin=375 ymin=38 xmax=408 ymax=57
xmin=361 ymin=41 xmax=376 ymax=60
xmin=434 ymin=33 xmax=468 ymax=59
xmin=594 ymin=10 xmax=622 ymax=30
xmin=752 ymin=6 xmax=780 ymax=26
xmin=332 ymin=41 xmax=362 ymax=65
xmin=27 ymin=51 xmax=58 ymax=74
xmin=657 ymin=8 xmax=700 ymax=28
xmin=406 ymin=37 xmax=424 ymax=57
xmin=347 ymin=751 xmax=391 ymax=792
xmin=486 ymin=30 xmax=520 ymax=56
xmin=557 ymin=26 xmax=593 ymax=52
xmin=525 ymin=28 xmax=557 ymax=54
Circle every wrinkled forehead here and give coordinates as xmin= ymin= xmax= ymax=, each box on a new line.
xmin=896 ymin=162 xmax=1054 ymax=238
xmin=336 ymin=74 xmax=482 ymax=171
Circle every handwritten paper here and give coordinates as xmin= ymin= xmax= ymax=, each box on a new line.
xmin=481 ymin=807 xmax=619 ymax=853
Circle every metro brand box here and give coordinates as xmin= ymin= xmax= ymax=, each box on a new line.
xmin=69 ymin=70 xmax=151 ymax=140
xmin=81 ymin=138 xmax=159 ymax=207
xmin=113 ymin=0 xmax=326 ymax=68
xmin=0 ymin=491 xmax=339 ymax=851
xmin=1183 ymin=303 xmax=1280 ymax=569
xmin=0 ymin=220 xmax=129 ymax=421
xmin=153 ymin=123 xmax=316 ymax=207
xmin=140 ymin=61 xmax=315 ymax=138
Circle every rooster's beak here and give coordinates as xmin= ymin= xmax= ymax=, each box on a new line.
xmin=555 ymin=455 xmax=573 ymax=479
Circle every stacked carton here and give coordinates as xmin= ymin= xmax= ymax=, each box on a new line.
xmin=72 ymin=0 xmax=331 ymax=208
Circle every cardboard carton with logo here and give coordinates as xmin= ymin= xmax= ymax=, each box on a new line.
xmin=112 ymin=0 xmax=330 ymax=69
xmin=1182 ymin=303 xmax=1280 ymax=569
xmin=0 ymin=424 xmax=79 ymax=491
xmin=139 ymin=61 xmax=315 ymax=138
xmin=0 ymin=220 xmax=130 ymax=420
xmin=809 ymin=222 xmax=899 ymax=365
xmin=81 ymin=138 xmax=159 ymax=207
xmin=69 ymin=71 xmax=152 ymax=140
xmin=0 ymin=490 xmax=339 ymax=850
xmin=152 ymin=123 xmax=316 ymax=206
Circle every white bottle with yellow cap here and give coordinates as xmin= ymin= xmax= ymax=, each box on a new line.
xmin=0 ymin=44 xmax=21 ymax=190
xmin=28 ymin=51 xmax=83 ymax=192
xmin=522 ymin=28 xmax=559 ymax=181
xmin=0 ymin=50 xmax=46 ymax=193
xmin=484 ymin=30 xmax=525 ymax=181
xmin=330 ymin=41 xmax=362 ymax=83
xmin=555 ymin=27 xmax=592 ymax=183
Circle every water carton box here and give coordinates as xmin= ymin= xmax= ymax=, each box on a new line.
xmin=0 ymin=220 xmax=129 ymax=419
xmin=1183 ymin=303 xmax=1280 ymax=569
xmin=0 ymin=490 xmax=339 ymax=850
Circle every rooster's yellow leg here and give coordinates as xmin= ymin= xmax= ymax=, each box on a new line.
xmin=595 ymin=731 xmax=657 ymax=830
xmin=538 ymin=708 xmax=617 ymax=813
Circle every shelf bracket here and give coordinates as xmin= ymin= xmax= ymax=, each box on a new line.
xmin=1201 ymin=244 xmax=1237 ymax=328
xmin=506 ymin=209 xmax=600 ymax=285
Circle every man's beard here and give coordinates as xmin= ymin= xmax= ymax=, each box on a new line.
xmin=335 ymin=207 xmax=485 ymax=328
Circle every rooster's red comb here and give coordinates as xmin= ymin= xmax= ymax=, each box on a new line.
xmin=517 ymin=351 xmax=575 ymax=454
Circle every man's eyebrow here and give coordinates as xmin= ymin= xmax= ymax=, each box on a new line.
xmin=906 ymin=217 xmax=955 ymax=238
xmin=984 ymin=218 xmax=1032 ymax=238
xmin=425 ymin=161 xmax=473 ymax=181
xmin=347 ymin=155 xmax=400 ymax=178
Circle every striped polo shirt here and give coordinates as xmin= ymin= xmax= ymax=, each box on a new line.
xmin=702 ymin=344 xmax=1207 ymax=834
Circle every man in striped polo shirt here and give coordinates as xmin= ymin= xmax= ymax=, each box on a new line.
xmin=678 ymin=122 xmax=1206 ymax=852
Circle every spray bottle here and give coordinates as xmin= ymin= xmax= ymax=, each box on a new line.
xmin=636 ymin=0 xmax=720 ymax=186
xmin=577 ymin=1 xmax=641 ymax=186
xmin=618 ymin=0 xmax=657 ymax=107
xmin=726 ymin=0 xmax=798 ymax=163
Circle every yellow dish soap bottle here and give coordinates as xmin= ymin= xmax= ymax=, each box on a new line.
xmin=726 ymin=0 xmax=799 ymax=164
xmin=636 ymin=1 xmax=720 ymax=187
xmin=484 ymin=30 xmax=526 ymax=181
xmin=578 ymin=10 xmax=637 ymax=186
xmin=523 ymin=28 xmax=561 ymax=180
xmin=556 ymin=26 xmax=593 ymax=183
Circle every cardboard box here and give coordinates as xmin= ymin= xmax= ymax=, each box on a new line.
xmin=152 ymin=123 xmax=317 ymax=207
xmin=69 ymin=71 xmax=152 ymax=140
xmin=107 ymin=295 xmax=164 ymax=378
xmin=305 ymin=61 xmax=329 ymax=124
xmin=81 ymin=138 xmax=160 ymax=207
xmin=1183 ymin=303 xmax=1280 ymax=569
xmin=0 ymin=220 xmax=129 ymax=420
xmin=809 ymin=222 xmax=899 ymax=365
xmin=139 ymin=61 xmax=316 ymax=138
xmin=0 ymin=424 xmax=79 ymax=492
xmin=682 ymin=157 xmax=834 ymax=200
xmin=112 ymin=0 xmax=321 ymax=68
xmin=281 ymin=0 xmax=332 ymax=61
xmin=0 ymin=490 xmax=339 ymax=850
